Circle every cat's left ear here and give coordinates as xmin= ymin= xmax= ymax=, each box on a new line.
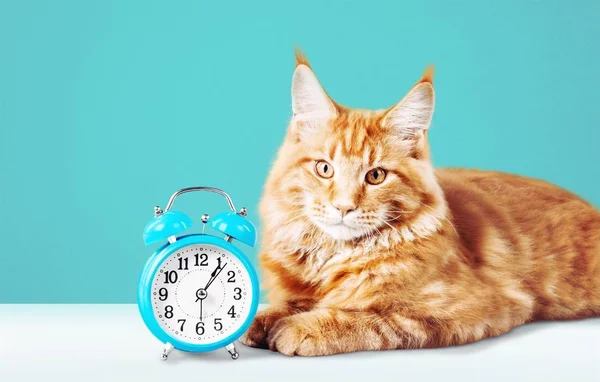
xmin=382 ymin=66 xmax=435 ymax=141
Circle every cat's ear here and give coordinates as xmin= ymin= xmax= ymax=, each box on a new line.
xmin=382 ymin=66 xmax=435 ymax=141
xmin=291 ymin=51 xmax=337 ymax=125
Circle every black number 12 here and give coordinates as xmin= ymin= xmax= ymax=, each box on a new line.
xmin=194 ymin=253 xmax=208 ymax=266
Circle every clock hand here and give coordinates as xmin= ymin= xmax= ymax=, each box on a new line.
xmin=210 ymin=258 xmax=223 ymax=280
xmin=204 ymin=258 xmax=222 ymax=290
xmin=195 ymin=289 xmax=207 ymax=321
xmin=205 ymin=263 xmax=227 ymax=291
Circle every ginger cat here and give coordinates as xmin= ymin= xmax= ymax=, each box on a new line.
xmin=239 ymin=52 xmax=600 ymax=356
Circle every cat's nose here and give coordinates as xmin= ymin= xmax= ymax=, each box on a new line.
xmin=333 ymin=203 xmax=357 ymax=217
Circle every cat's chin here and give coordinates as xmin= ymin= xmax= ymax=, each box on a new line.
xmin=316 ymin=222 xmax=370 ymax=241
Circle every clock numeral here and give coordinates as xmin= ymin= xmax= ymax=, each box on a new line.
xmin=194 ymin=253 xmax=208 ymax=267
xmin=228 ymin=305 xmax=236 ymax=318
xmin=165 ymin=305 xmax=174 ymax=319
xmin=178 ymin=257 xmax=189 ymax=270
xmin=196 ymin=322 xmax=205 ymax=335
xmin=214 ymin=318 xmax=222 ymax=331
xmin=177 ymin=319 xmax=186 ymax=331
xmin=233 ymin=287 xmax=242 ymax=300
xmin=227 ymin=270 xmax=236 ymax=283
xmin=158 ymin=288 xmax=168 ymax=301
xmin=163 ymin=271 xmax=178 ymax=284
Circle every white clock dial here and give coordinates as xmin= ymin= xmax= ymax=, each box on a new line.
xmin=151 ymin=244 xmax=253 ymax=345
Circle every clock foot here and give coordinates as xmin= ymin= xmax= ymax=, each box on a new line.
xmin=225 ymin=343 xmax=239 ymax=360
xmin=161 ymin=342 xmax=174 ymax=361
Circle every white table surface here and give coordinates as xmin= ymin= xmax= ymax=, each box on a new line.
xmin=1 ymin=304 xmax=598 ymax=382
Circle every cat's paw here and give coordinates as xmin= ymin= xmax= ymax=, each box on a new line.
xmin=266 ymin=316 xmax=321 ymax=356
xmin=240 ymin=308 xmax=287 ymax=349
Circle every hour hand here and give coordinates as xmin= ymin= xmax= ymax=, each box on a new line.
xmin=205 ymin=258 xmax=222 ymax=289
xmin=211 ymin=257 xmax=222 ymax=278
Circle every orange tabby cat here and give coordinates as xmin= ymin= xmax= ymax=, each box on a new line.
xmin=239 ymin=52 xmax=600 ymax=356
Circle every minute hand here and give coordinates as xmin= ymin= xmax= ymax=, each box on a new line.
xmin=203 ymin=258 xmax=221 ymax=290
xmin=205 ymin=263 xmax=227 ymax=291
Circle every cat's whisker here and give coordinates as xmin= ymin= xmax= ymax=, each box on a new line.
xmin=383 ymin=210 xmax=412 ymax=220
xmin=269 ymin=196 xmax=304 ymax=203
xmin=272 ymin=209 xmax=305 ymax=226
xmin=376 ymin=218 xmax=404 ymax=239
xmin=271 ymin=202 xmax=304 ymax=209
xmin=414 ymin=200 xmax=459 ymax=238
xmin=276 ymin=207 xmax=305 ymax=218
xmin=282 ymin=213 xmax=307 ymax=227
xmin=267 ymin=195 xmax=306 ymax=206
xmin=384 ymin=212 xmax=411 ymax=222
xmin=291 ymin=221 xmax=311 ymax=242
xmin=373 ymin=224 xmax=383 ymax=237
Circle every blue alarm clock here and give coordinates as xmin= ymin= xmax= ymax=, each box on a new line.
xmin=138 ymin=187 xmax=260 ymax=361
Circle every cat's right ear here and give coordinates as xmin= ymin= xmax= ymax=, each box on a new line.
xmin=290 ymin=52 xmax=337 ymax=138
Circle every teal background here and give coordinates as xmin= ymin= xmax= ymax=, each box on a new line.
xmin=1 ymin=0 xmax=598 ymax=303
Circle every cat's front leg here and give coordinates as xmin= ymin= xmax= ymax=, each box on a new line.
xmin=267 ymin=308 xmax=423 ymax=356
xmin=240 ymin=300 xmax=314 ymax=349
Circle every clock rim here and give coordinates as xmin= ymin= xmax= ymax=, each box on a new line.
xmin=137 ymin=234 xmax=260 ymax=352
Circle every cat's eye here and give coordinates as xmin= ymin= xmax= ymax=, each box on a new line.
xmin=315 ymin=160 xmax=334 ymax=179
xmin=365 ymin=168 xmax=387 ymax=185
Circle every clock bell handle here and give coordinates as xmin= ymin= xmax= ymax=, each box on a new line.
xmin=157 ymin=186 xmax=239 ymax=216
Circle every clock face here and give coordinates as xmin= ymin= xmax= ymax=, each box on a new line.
xmin=151 ymin=243 xmax=254 ymax=345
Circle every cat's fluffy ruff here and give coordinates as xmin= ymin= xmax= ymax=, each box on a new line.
xmin=240 ymin=52 xmax=600 ymax=356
